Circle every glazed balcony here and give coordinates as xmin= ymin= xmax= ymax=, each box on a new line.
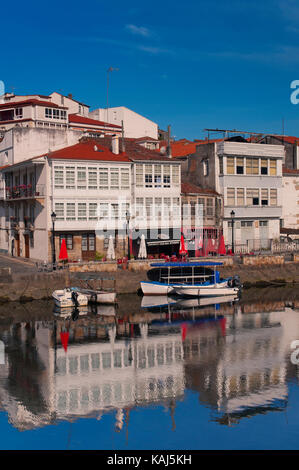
xmin=5 ymin=184 xmax=45 ymax=201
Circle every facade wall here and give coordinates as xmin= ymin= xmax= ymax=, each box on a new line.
xmin=282 ymin=175 xmax=299 ymax=230
xmin=90 ymin=107 xmax=158 ymax=139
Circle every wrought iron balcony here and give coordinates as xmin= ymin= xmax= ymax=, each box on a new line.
xmin=5 ymin=184 xmax=45 ymax=201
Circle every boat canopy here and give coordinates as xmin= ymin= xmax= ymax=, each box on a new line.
xmin=150 ymin=262 xmax=223 ymax=268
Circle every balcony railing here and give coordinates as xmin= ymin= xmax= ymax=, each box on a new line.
xmin=5 ymin=184 xmax=45 ymax=200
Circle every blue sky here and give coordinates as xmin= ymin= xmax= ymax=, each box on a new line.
xmin=2 ymin=0 xmax=299 ymax=139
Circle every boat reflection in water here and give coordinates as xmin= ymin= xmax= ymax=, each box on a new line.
xmin=0 ymin=293 xmax=298 ymax=436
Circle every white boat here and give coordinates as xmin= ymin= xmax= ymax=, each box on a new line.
xmin=140 ymin=262 xmax=241 ymax=297
xmin=174 ymin=284 xmax=240 ymax=297
xmin=141 ymin=295 xmax=178 ymax=309
xmin=52 ymin=288 xmax=88 ymax=308
xmin=70 ymin=287 xmax=117 ymax=304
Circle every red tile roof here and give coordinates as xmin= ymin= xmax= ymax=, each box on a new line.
xmin=157 ymin=138 xmax=223 ymax=158
xmin=47 ymin=140 xmax=130 ymax=162
xmin=0 ymin=99 xmax=65 ymax=109
xmin=0 ymin=118 xmax=33 ymax=125
xmin=181 ymin=182 xmax=220 ymax=196
xmin=68 ymin=114 xmax=121 ymax=129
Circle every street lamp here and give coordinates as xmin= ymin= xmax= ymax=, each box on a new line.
xmin=51 ymin=211 xmax=56 ymax=266
xmin=126 ymin=211 xmax=130 ymax=260
xmin=230 ymin=210 xmax=235 ymax=254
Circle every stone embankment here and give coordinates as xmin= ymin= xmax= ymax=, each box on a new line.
xmin=0 ymin=254 xmax=298 ymax=303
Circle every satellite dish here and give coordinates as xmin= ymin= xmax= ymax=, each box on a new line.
xmin=160 ymin=146 xmax=166 ymax=155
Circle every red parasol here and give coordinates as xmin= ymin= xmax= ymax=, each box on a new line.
xmin=60 ymin=331 xmax=69 ymax=352
xmin=179 ymin=234 xmax=188 ymax=255
xmin=217 ymin=235 xmax=226 ymax=255
xmin=59 ymin=238 xmax=68 ymax=260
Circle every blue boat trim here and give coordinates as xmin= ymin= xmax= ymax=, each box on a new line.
xmin=150 ymin=262 xmax=223 ymax=267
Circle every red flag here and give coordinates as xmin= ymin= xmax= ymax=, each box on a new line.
xmin=179 ymin=234 xmax=188 ymax=255
xmin=60 ymin=331 xmax=69 ymax=352
xmin=59 ymin=238 xmax=68 ymax=260
xmin=217 ymin=235 xmax=226 ymax=255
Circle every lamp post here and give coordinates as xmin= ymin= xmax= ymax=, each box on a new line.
xmin=230 ymin=210 xmax=235 ymax=254
xmin=126 ymin=211 xmax=130 ymax=260
xmin=51 ymin=211 xmax=56 ymax=266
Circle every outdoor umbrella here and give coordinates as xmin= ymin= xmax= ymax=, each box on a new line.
xmin=218 ymin=234 xmax=226 ymax=255
xmin=60 ymin=331 xmax=69 ymax=352
xmin=138 ymin=234 xmax=147 ymax=259
xmin=179 ymin=234 xmax=188 ymax=255
xmin=59 ymin=238 xmax=68 ymax=260
xmin=107 ymin=235 xmax=115 ymax=260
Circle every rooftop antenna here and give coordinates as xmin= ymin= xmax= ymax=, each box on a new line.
xmin=166 ymin=125 xmax=172 ymax=158
xmin=121 ymin=120 xmax=125 ymax=153
xmin=107 ymin=67 xmax=119 ymax=125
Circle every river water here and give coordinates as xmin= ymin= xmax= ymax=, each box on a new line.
xmin=0 ymin=290 xmax=299 ymax=450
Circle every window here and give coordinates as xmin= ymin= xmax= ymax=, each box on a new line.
xmin=15 ymin=108 xmax=23 ymax=119
xmin=154 ymin=198 xmax=162 ymax=217
xmin=198 ymin=198 xmax=205 ymax=216
xmin=60 ymin=110 xmax=66 ymax=119
xmin=145 ymin=197 xmax=153 ymax=219
xmin=111 ymin=203 xmax=119 ymax=219
xmin=259 ymin=221 xmax=268 ymax=227
xmin=66 ymin=203 xmax=75 ymax=220
xmin=172 ymin=198 xmax=180 ymax=217
xmin=227 ymin=188 xmax=235 ymax=206
xmin=55 ymin=203 xmax=64 ymax=220
xmin=135 ymin=198 xmax=144 ymax=218
xmin=99 ymin=203 xmax=108 ymax=219
xmin=270 ymin=159 xmax=277 ymax=176
xmin=203 ymin=160 xmax=209 ymax=176
xmin=261 ymin=159 xmax=268 ymax=175
xmin=219 ymin=156 xmax=223 ymax=175
xmin=54 ymin=167 xmax=64 ymax=189
xmin=77 ymin=167 xmax=86 ymax=189
xmin=53 ymin=109 xmax=60 ymax=119
xmin=227 ymin=157 xmax=234 ymax=174
xmin=237 ymin=188 xmax=245 ymax=206
xmin=88 ymin=168 xmax=97 ymax=189
xmin=45 ymin=108 xmax=52 ymax=118
xmin=60 ymin=234 xmax=73 ymax=250
xmin=145 ymin=165 xmax=153 ymax=187
xmin=241 ymin=221 xmax=253 ymax=227
xmin=246 ymin=158 xmax=259 ymax=175
xmin=89 ymin=203 xmax=97 ymax=220
xmin=110 ymin=169 xmax=119 ymax=189
xmin=247 ymin=188 xmax=259 ymax=205
xmin=236 ymin=157 xmax=244 ymax=174
xmin=172 ymin=165 xmax=180 ymax=185
xmin=136 ymin=165 xmax=143 ymax=187
xmin=164 ymin=197 xmax=171 ymax=217
xmin=99 ymin=168 xmax=108 ymax=189
xmin=154 ymin=165 xmax=162 ymax=187
xmin=261 ymin=188 xmax=268 ymax=206
xmin=206 ymin=198 xmax=214 ymax=216
xmin=120 ymin=168 xmax=129 ymax=189
xmin=163 ymin=165 xmax=171 ymax=187
xmin=65 ymin=167 xmax=75 ymax=189
xmin=270 ymin=188 xmax=277 ymax=206
xmin=78 ymin=203 xmax=87 ymax=220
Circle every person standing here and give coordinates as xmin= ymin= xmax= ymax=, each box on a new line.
xmin=11 ymin=238 xmax=14 ymax=257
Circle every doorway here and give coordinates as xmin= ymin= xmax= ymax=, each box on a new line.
xmin=81 ymin=233 xmax=95 ymax=260
xmin=24 ymin=234 xmax=30 ymax=258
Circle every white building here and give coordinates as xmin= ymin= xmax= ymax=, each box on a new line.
xmin=89 ymin=106 xmax=158 ymax=139
xmin=0 ymin=93 xmax=122 ymax=167
xmin=281 ymin=167 xmax=299 ymax=239
xmin=0 ymin=135 xmax=181 ymax=261
xmin=185 ymin=138 xmax=285 ymax=251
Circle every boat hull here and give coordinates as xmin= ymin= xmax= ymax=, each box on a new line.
xmin=140 ymin=281 xmax=176 ymax=296
xmin=174 ymin=284 xmax=240 ymax=297
xmin=52 ymin=289 xmax=88 ymax=308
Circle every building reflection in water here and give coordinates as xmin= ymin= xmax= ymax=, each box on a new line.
xmin=0 ymin=297 xmax=298 ymax=432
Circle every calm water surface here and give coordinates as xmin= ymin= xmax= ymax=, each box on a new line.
xmin=0 ymin=291 xmax=299 ymax=450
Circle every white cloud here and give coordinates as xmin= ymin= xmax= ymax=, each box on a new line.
xmin=125 ymin=24 xmax=151 ymax=37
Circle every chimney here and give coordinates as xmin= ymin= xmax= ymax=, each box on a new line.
xmin=166 ymin=125 xmax=172 ymax=158
xmin=68 ymin=93 xmax=73 ymax=99
xmin=112 ymin=134 xmax=119 ymax=154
